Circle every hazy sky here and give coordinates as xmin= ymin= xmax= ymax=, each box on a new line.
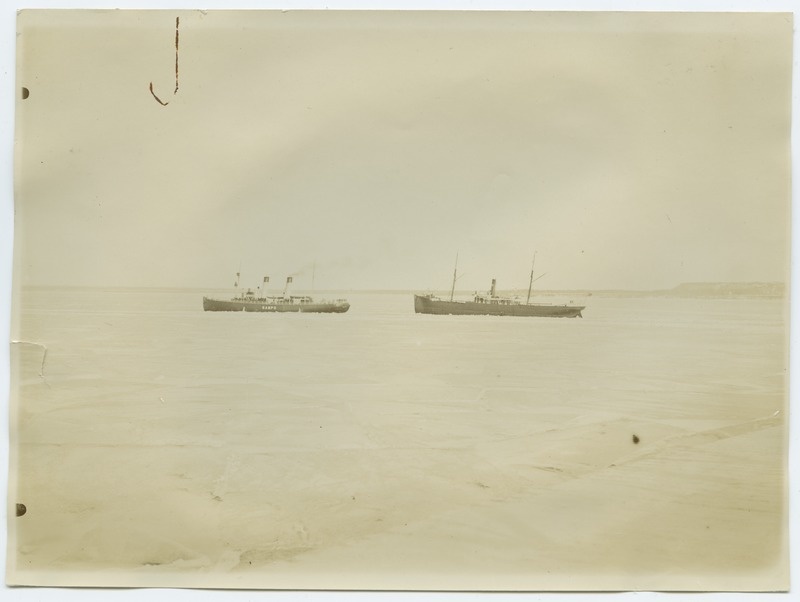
xmin=13 ymin=10 xmax=792 ymax=291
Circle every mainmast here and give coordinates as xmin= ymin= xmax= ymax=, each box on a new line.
xmin=526 ymin=252 xmax=546 ymax=304
xmin=526 ymin=253 xmax=536 ymax=304
xmin=450 ymin=252 xmax=459 ymax=302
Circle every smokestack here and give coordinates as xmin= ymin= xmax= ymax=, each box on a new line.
xmin=490 ymin=279 xmax=496 ymax=297
xmin=283 ymin=276 xmax=293 ymax=297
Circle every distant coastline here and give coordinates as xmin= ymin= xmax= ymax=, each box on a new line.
xmin=503 ymin=282 xmax=786 ymax=299
xmin=20 ymin=282 xmax=786 ymax=299
xmin=654 ymin=281 xmax=785 ymax=299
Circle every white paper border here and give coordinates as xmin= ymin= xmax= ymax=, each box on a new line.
xmin=1 ymin=2 xmax=797 ymax=602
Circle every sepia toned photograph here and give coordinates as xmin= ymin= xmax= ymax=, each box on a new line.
xmin=5 ymin=6 xmax=793 ymax=593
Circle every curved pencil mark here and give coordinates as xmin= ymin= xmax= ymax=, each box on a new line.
xmin=149 ymin=17 xmax=180 ymax=106
xmin=149 ymin=82 xmax=169 ymax=106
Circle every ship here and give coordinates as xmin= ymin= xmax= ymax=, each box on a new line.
xmin=203 ymin=274 xmax=350 ymax=313
xmin=414 ymin=255 xmax=584 ymax=318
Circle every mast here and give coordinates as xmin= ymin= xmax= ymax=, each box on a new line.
xmin=450 ymin=252 xmax=459 ymax=302
xmin=234 ymin=262 xmax=242 ymax=294
xmin=526 ymin=253 xmax=536 ymax=304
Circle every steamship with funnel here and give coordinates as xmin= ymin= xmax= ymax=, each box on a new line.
xmin=203 ymin=274 xmax=350 ymax=313
xmin=414 ymin=255 xmax=584 ymax=318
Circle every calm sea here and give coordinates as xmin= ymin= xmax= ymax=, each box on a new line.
xmin=8 ymin=287 xmax=789 ymax=585
xmin=14 ymin=288 xmax=786 ymax=423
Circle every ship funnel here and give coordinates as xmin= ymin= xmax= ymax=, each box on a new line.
xmin=490 ymin=279 xmax=497 ymax=297
xmin=283 ymin=276 xmax=293 ymax=297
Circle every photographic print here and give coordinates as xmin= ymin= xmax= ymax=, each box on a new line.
xmin=6 ymin=9 xmax=792 ymax=591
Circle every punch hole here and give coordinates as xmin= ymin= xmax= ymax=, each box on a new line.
xmin=21 ymin=87 xmax=29 ymax=100
xmin=16 ymin=503 xmax=27 ymax=517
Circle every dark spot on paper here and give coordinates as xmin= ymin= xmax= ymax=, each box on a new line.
xmin=632 ymin=434 xmax=640 ymax=444
xmin=16 ymin=503 xmax=27 ymax=517
xmin=21 ymin=87 xmax=29 ymax=100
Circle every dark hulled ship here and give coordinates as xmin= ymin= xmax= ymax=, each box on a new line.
xmin=203 ymin=275 xmax=350 ymax=313
xmin=414 ymin=257 xmax=584 ymax=318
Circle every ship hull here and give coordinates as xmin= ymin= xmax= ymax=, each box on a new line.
xmin=414 ymin=295 xmax=583 ymax=318
xmin=203 ymin=297 xmax=350 ymax=313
